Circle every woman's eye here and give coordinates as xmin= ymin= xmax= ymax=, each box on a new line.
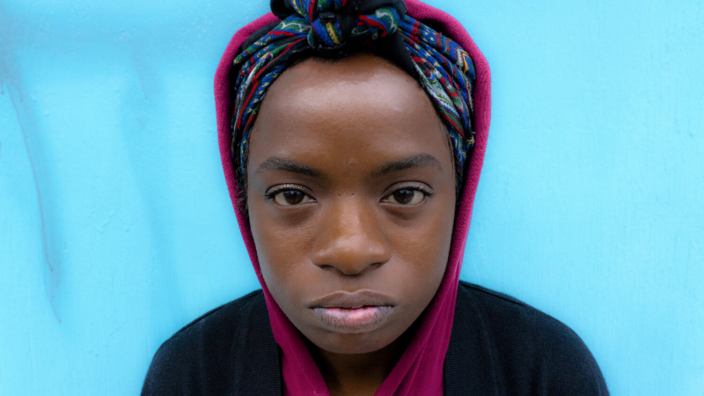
xmin=272 ymin=190 xmax=313 ymax=206
xmin=385 ymin=189 xmax=426 ymax=205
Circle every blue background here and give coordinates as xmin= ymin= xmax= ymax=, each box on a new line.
xmin=1 ymin=0 xmax=702 ymax=394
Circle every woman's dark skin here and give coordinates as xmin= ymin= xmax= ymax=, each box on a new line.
xmin=246 ymin=54 xmax=458 ymax=396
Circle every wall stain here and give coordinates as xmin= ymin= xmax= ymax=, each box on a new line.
xmin=133 ymin=52 xmax=149 ymax=100
xmin=1 ymin=58 xmax=62 ymax=323
xmin=120 ymin=48 xmax=188 ymax=333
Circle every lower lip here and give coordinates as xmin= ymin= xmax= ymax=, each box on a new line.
xmin=311 ymin=306 xmax=394 ymax=333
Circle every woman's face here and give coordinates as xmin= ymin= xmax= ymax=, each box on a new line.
xmin=247 ymin=54 xmax=457 ymax=355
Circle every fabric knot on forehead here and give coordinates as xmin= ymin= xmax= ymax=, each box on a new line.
xmin=270 ymin=0 xmax=404 ymax=48
xmin=232 ymin=0 xmax=477 ymax=186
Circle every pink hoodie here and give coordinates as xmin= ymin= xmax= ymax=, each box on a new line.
xmin=214 ymin=1 xmax=491 ymax=394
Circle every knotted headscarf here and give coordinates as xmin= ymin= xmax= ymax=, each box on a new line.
xmin=231 ymin=0 xmax=477 ymax=185
xmin=221 ymin=1 xmax=491 ymax=395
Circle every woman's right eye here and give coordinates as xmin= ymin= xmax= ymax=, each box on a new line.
xmin=271 ymin=189 xmax=314 ymax=206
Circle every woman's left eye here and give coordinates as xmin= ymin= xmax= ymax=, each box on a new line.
xmin=384 ymin=189 xmax=426 ymax=206
xmin=271 ymin=190 xmax=314 ymax=206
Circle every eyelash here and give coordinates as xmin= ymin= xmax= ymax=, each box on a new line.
xmin=383 ymin=184 xmax=433 ymax=201
xmin=264 ymin=185 xmax=312 ymax=201
xmin=263 ymin=184 xmax=433 ymax=204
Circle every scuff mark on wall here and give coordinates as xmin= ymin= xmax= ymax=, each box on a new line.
xmin=1 ymin=58 xmax=62 ymax=323
xmin=133 ymin=52 xmax=149 ymax=100
xmin=119 ymin=46 xmax=188 ymax=332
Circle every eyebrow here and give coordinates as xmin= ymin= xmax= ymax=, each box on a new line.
xmin=374 ymin=153 xmax=443 ymax=176
xmin=255 ymin=153 xmax=442 ymax=178
xmin=256 ymin=157 xmax=322 ymax=178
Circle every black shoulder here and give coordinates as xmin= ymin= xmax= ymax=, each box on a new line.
xmin=141 ymin=290 xmax=273 ymax=396
xmin=455 ymin=281 xmax=609 ymax=396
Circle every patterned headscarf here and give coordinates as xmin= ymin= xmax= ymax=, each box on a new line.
xmin=231 ymin=0 xmax=476 ymax=183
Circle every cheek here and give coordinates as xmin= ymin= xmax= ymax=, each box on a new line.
xmin=248 ymin=200 xmax=315 ymax=303
xmin=392 ymin=212 xmax=453 ymax=293
xmin=379 ymin=194 xmax=456 ymax=314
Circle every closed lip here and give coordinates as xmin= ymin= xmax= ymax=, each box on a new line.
xmin=308 ymin=290 xmax=397 ymax=333
xmin=308 ymin=289 xmax=396 ymax=309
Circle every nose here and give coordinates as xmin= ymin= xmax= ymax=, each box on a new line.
xmin=311 ymin=197 xmax=391 ymax=276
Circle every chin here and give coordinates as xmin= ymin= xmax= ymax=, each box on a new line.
xmin=311 ymin=331 xmax=398 ymax=355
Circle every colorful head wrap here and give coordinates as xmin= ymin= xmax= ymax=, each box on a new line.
xmin=231 ymin=0 xmax=477 ymax=183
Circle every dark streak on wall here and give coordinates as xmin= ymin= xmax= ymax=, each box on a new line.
xmin=1 ymin=56 xmax=62 ymax=323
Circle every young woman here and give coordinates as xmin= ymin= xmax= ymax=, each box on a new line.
xmin=142 ymin=0 xmax=609 ymax=395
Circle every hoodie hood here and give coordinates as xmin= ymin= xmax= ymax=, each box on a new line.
xmin=214 ymin=0 xmax=491 ymax=394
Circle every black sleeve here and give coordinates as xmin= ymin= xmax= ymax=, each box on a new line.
xmin=141 ymin=290 xmax=281 ymax=396
xmin=534 ymin=319 xmax=609 ymax=395
xmin=141 ymin=336 xmax=196 ymax=396
xmin=459 ymin=282 xmax=609 ymax=396
xmin=140 ymin=303 xmax=239 ymax=396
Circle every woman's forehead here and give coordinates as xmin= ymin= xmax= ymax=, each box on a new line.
xmin=273 ymin=53 xmax=420 ymax=91
xmin=248 ymin=55 xmax=451 ymax=176
xmin=262 ymin=54 xmax=427 ymax=115
xmin=256 ymin=55 xmax=443 ymax=138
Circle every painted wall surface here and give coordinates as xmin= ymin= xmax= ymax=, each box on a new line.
xmin=1 ymin=0 xmax=702 ymax=395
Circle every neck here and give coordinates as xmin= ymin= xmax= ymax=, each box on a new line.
xmin=308 ymin=333 xmax=413 ymax=396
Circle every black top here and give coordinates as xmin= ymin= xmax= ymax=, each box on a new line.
xmin=142 ymin=281 xmax=609 ymax=395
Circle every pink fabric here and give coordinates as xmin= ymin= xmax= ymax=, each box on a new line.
xmin=214 ymin=1 xmax=491 ymax=394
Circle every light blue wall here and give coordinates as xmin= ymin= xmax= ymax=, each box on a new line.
xmin=1 ymin=0 xmax=702 ymax=394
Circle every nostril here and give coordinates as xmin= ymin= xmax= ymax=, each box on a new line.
xmin=368 ymin=262 xmax=383 ymax=270
xmin=311 ymin=203 xmax=392 ymax=276
xmin=318 ymin=261 xmax=385 ymax=277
